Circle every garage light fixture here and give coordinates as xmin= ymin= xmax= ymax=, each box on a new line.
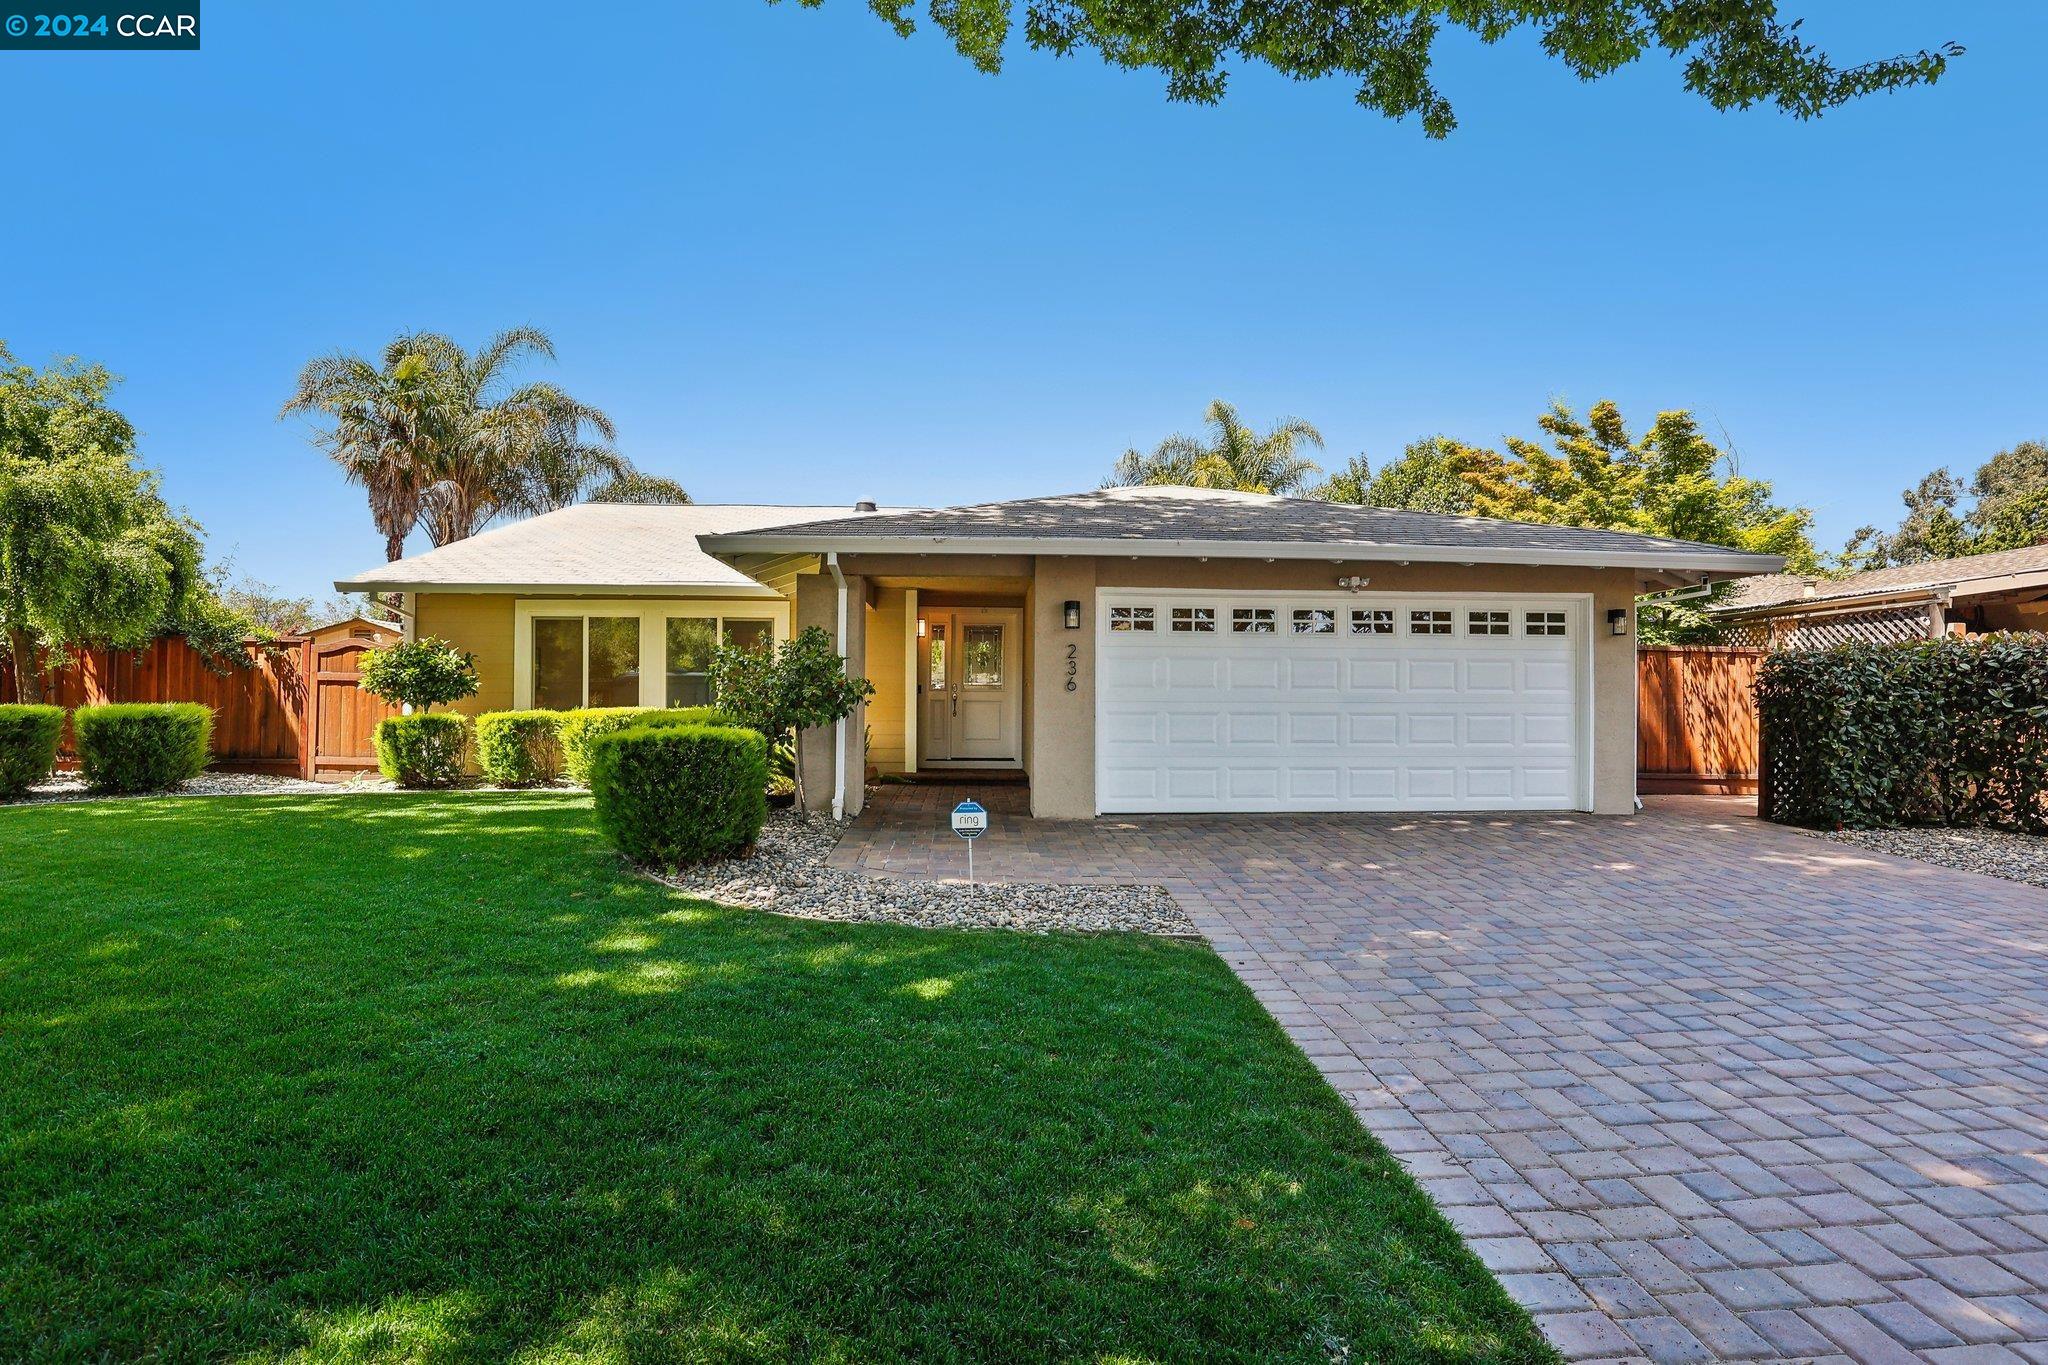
xmin=1336 ymin=576 xmax=1371 ymax=592
xmin=1607 ymin=608 xmax=1629 ymax=636
xmin=916 ymin=618 xmax=927 ymax=637
xmin=1063 ymin=600 xmax=1082 ymax=629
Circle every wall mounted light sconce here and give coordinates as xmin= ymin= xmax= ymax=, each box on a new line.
xmin=1063 ymin=600 xmax=1082 ymax=630
xmin=1607 ymin=608 xmax=1629 ymax=636
xmin=916 ymin=618 xmax=927 ymax=638
xmin=1336 ymin=575 xmax=1371 ymax=592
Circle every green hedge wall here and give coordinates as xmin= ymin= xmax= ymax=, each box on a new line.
xmin=589 ymin=723 xmax=767 ymax=867
xmin=74 ymin=703 xmax=214 ymax=793
xmin=0 ymin=704 xmax=65 ymax=797
xmin=373 ymin=714 xmax=470 ymax=789
xmin=1757 ymin=634 xmax=2048 ymax=831
xmin=474 ymin=711 xmax=565 ymax=786
xmin=559 ymin=706 xmax=734 ymax=786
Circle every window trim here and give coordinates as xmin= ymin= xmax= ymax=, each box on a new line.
xmin=512 ymin=597 xmax=791 ymax=710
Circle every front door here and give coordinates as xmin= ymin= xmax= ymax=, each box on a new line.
xmin=919 ymin=608 xmax=1022 ymax=765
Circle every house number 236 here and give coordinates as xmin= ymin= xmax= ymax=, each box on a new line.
xmin=1065 ymin=643 xmax=1078 ymax=693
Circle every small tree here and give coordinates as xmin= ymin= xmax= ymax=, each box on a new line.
xmin=711 ymin=625 xmax=874 ymax=812
xmin=0 ymin=345 xmax=252 ymax=700
xmin=358 ymin=636 xmax=480 ymax=713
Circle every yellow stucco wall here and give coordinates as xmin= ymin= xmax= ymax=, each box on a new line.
xmin=865 ymin=587 xmax=909 ymax=773
xmin=412 ymin=592 xmax=516 ymax=718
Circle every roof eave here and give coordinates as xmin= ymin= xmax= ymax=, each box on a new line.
xmin=700 ymin=532 xmax=1784 ymax=575
xmin=334 ymin=578 xmax=786 ymax=598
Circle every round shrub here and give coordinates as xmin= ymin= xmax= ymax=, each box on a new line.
xmin=589 ymin=723 xmax=767 ymax=867
xmin=73 ymin=703 xmax=213 ymax=793
xmin=559 ymin=706 xmax=736 ymax=786
xmin=0 ymin=704 xmax=65 ymax=797
xmin=474 ymin=710 xmax=565 ymax=786
xmin=373 ymin=713 xmax=470 ymax=788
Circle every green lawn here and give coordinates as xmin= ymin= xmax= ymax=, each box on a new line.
xmin=0 ymin=792 xmax=1552 ymax=1363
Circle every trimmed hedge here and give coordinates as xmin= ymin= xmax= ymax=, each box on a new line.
xmin=74 ymin=703 xmax=214 ymax=793
xmin=589 ymin=722 xmax=768 ymax=867
xmin=559 ymin=706 xmax=735 ymax=786
xmin=1757 ymin=634 xmax=2048 ymax=831
xmin=0 ymin=704 xmax=65 ymax=797
xmin=373 ymin=713 xmax=470 ymax=788
xmin=474 ymin=711 xmax=564 ymax=786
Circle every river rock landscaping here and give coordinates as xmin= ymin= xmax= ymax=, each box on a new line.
xmin=656 ymin=808 xmax=1194 ymax=936
xmin=1814 ymin=824 xmax=2048 ymax=891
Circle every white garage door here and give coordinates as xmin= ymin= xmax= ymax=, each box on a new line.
xmin=1095 ymin=591 xmax=1588 ymax=813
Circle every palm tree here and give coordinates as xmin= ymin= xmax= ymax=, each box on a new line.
xmin=280 ymin=336 xmax=450 ymax=561
xmin=284 ymin=327 xmax=634 ymax=556
xmin=412 ymin=328 xmax=627 ymax=546
xmin=1106 ymin=399 xmax=1325 ymax=495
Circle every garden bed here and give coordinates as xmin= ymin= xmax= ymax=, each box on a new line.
xmin=7 ymin=771 xmax=397 ymax=806
xmin=656 ymin=808 xmax=1195 ymax=936
xmin=1812 ymin=824 xmax=2048 ymax=891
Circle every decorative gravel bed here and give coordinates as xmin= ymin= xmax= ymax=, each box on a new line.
xmin=8 ymin=772 xmax=397 ymax=806
xmin=656 ymin=809 xmax=1195 ymax=937
xmin=1813 ymin=825 xmax=2048 ymax=891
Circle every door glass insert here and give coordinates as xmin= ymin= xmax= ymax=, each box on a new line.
xmin=1468 ymin=610 xmax=1511 ymax=636
xmin=1109 ymin=606 xmax=1154 ymax=632
xmin=963 ymin=625 xmax=1003 ymax=687
xmin=665 ymin=617 xmax=716 ymax=707
xmin=1352 ymin=608 xmax=1394 ymax=635
xmin=723 ymin=618 xmax=773 ymax=652
xmin=532 ymin=618 xmax=583 ymax=710
xmin=1292 ymin=608 xmax=1336 ymax=634
xmin=1171 ymin=606 xmax=1215 ymax=632
xmin=1232 ymin=607 xmax=1276 ymax=634
xmin=587 ymin=616 xmax=642 ymax=707
xmin=1409 ymin=609 xmax=1453 ymax=635
xmin=927 ymin=625 xmax=947 ymax=691
xmin=1525 ymin=611 xmax=1568 ymax=636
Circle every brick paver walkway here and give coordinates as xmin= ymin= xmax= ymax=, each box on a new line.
xmin=838 ymin=786 xmax=2048 ymax=1362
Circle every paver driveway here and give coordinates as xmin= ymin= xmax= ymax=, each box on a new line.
xmin=837 ymin=788 xmax=2048 ymax=1362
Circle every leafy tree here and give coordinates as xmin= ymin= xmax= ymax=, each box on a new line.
xmin=1317 ymin=437 xmax=1478 ymax=514
xmin=1437 ymin=401 xmax=1815 ymax=644
xmin=787 ymin=2 xmax=1961 ymax=136
xmin=1107 ymin=400 xmax=1323 ymax=495
xmin=0 ymin=345 xmax=241 ymax=702
xmin=710 ymin=625 xmax=874 ymax=812
xmin=589 ymin=471 xmax=694 ymax=505
xmin=1839 ymin=441 xmax=2048 ymax=567
xmin=358 ymin=637 xmax=480 ymax=712
xmin=1459 ymin=401 xmax=1816 ymax=566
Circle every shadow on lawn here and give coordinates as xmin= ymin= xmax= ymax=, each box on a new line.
xmin=0 ymin=793 xmax=1553 ymax=1364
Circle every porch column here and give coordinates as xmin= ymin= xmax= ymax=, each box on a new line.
xmin=1029 ymin=555 xmax=1097 ymax=818
xmin=793 ymin=570 xmax=870 ymax=817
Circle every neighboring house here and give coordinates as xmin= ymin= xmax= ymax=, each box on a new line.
xmin=340 ymin=487 xmax=1780 ymax=818
xmin=1711 ymin=544 xmax=2048 ymax=648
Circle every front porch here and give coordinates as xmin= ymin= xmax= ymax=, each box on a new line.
xmin=796 ymin=559 xmax=1053 ymax=817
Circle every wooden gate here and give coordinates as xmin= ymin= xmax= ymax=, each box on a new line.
xmin=1637 ymin=645 xmax=1763 ymax=795
xmin=304 ymin=635 xmax=402 ymax=777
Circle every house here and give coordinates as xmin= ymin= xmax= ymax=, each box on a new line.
xmin=339 ymin=487 xmax=1782 ymax=818
xmin=1711 ymin=544 xmax=2048 ymax=648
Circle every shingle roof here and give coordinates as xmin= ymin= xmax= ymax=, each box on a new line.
xmin=1716 ymin=543 xmax=2048 ymax=614
xmin=336 ymin=503 xmax=908 ymax=594
xmin=703 ymin=486 xmax=1785 ymax=573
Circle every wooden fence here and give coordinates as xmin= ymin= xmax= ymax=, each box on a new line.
xmin=1637 ymin=645 xmax=1763 ymax=796
xmin=0 ymin=632 xmax=400 ymax=778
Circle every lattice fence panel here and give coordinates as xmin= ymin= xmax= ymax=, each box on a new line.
xmin=1718 ymin=620 xmax=1771 ymax=649
xmin=1777 ymin=605 xmax=1934 ymax=650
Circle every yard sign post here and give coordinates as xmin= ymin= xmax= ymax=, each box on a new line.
xmin=951 ymin=799 xmax=987 ymax=884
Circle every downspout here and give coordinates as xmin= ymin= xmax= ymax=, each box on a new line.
xmin=827 ymin=552 xmax=848 ymax=821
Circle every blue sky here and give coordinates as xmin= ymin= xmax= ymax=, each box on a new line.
xmin=2 ymin=2 xmax=2041 ymax=599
